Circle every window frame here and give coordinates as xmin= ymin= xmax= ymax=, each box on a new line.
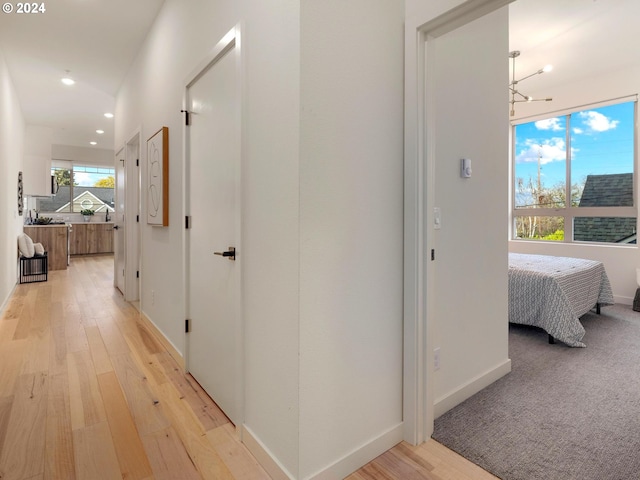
xmin=511 ymin=98 xmax=638 ymax=245
xmin=43 ymin=163 xmax=115 ymax=215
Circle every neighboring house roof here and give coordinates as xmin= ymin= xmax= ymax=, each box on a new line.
xmin=577 ymin=173 xmax=633 ymax=207
xmin=37 ymin=185 xmax=115 ymax=213
xmin=574 ymin=173 xmax=636 ymax=243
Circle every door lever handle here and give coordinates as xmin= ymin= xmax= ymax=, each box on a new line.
xmin=214 ymin=247 xmax=236 ymax=260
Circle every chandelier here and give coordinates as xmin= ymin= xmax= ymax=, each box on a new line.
xmin=509 ymin=50 xmax=553 ymax=117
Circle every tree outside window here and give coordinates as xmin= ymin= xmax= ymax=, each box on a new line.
xmin=513 ymin=101 xmax=636 ymax=244
xmin=38 ymin=165 xmax=115 ymax=215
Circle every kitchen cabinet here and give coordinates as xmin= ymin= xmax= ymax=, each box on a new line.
xmin=24 ymin=225 xmax=68 ymax=270
xmin=23 ymin=126 xmax=53 ymax=197
xmin=23 ymin=154 xmax=52 ymax=196
xmin=70 ymin=223 xmax=114 ymax=255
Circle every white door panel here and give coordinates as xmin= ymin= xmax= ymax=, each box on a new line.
xmin=115 ymin=152 xmax=126 ymax=294
xmin=187 ymin=39 xmax=240 ymax=425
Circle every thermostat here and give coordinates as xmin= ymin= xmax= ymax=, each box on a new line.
xmin=461 ymin=158 xmax=472 ymax=178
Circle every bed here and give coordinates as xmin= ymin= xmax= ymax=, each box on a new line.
xmin=508 ymin=253 xmax=615 ymax=347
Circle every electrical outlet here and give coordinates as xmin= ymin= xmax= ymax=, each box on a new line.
xmin=434 ymin=347 xmax=441 ymax=370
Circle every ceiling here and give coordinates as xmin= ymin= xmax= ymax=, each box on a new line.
xmin=508 ymin=0 xmax=640 ymax=97
xmin=0 ymin=0 xmax=164 ymax=149
xmin=0 ymin=0 xmax=638 ymax=151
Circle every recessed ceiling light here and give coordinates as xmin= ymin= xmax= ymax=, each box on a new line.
xmin=96 ymin=129 xmax=104 ymax=134
xmin=61 ymin=70 xmax=75 ymax=86
xmin=104 ymin=113 xmax=114 ymax=118
xmin=90 ymin=141 xmax=97 ymax=145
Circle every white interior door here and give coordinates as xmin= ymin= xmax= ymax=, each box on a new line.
xmin=187 ymin=35 xmax=241 ymax=425
xmin=115 ymin=151 xmax=126 ymax=294
xmin=124 ymin=132 xmax=141 ymax=302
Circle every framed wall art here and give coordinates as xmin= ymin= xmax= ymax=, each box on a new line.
xmin=17 ymin=171 xmax=23 ymax=216
xmin=146 ymin=126 xmax=169 ymax=226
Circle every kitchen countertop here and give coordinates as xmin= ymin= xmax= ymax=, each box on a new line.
xmin=24 ymin=223 xmax=70 ymax=227
xmin=25 ymin=222 xmax=115 ymax=226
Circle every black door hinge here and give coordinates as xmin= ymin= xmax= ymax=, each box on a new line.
xmin=185 ymin=319 xmax=191 ymax=333
xmin=431 ymin=249 xmax=435 ymax=261
xmin=185 ymin=216 xmax=191 ymax=229
xmin=181 ymin=109 xmax=191 ymax=126
xmin=136 ymin=158 xmax=139 ymax=167
xmin=136 ymin=215 xmax=139 ymax=222
xmin=136 ymin=270 xmax=139 ymax=278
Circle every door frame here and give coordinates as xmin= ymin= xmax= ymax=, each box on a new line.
xmin=403 ymin=0 xmax=513 ymax=444
xmin=114 ymin=147 xmax=126 ymax=293
xmin=182 ymin=24 xmax=245 ymax=429
xmin=124 ymin=129 xmax=141 ymax=302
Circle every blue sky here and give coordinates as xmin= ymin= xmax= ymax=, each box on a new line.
xmin=514 ymin=101 xmax=635 ymax=191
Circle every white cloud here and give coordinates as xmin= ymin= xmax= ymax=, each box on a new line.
xmin=578 ymin=110 xmax=619 ymax=132
xmin=516 ymin=138 xmax=567 ymax=165
xmin=573 ymin=127 xmax=583 ymax=134
xmin=535 ymin=118 xmax=563 ymax=131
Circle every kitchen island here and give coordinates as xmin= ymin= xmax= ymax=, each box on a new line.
xmin=24 ymin=224 xmax=69 ymax=270
xmin=24 ymin=221 xmax=114 ymax=271
xmin=69 ymin=222 xmax=114 ymax=255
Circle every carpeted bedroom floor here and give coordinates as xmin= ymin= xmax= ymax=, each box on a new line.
xmin=432 ymin=304 xmax=640 ymax=480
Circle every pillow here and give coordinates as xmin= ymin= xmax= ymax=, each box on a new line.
xmin=18 ymin=233 xmax=35 ymax=258
xmin=18 ymin=234 xmax=35 ymax=258
xmin=34 ymin=242 xmax=45 ymax=256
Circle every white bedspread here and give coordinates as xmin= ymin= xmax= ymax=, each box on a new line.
xmin=508 ymin=253 xmax=615 ymax=347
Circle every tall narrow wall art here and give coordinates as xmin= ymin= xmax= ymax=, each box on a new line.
xmin=147 ymin=126 xmax=169 ymax=226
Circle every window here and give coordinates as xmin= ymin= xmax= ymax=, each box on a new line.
xmin=37 ymin=164 xmax=115 ymax=215
xmin=512 ymin=100 xmax=636 ymax=244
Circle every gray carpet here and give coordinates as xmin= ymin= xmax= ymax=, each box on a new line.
xmin=432 ymin=304 xmax=640 ymax=480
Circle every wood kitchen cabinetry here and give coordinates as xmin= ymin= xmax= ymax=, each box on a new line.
xmin=70 ymin=223 xmax=114 ymax=255
xmin=24 ymin=225 xmax=68 ymax=270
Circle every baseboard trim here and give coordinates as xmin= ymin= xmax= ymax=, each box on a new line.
xmin=304 ymin=422 xmax=404 ymax=480
xmin=614 ymin=295 xmax=632 ymax=306
xmin=434 ymin=359 xmax=512 ymax=419
xmin=139 ymin=311 xmax=185 ymax=370
xmin=0 ymin=283 xmax=17 ymax=318
xmin=242 ymin=422 xmax=403 ymax=480
xmin=242 ymin=425 xmax=295 ymax=480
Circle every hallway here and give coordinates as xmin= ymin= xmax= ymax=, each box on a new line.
xmin=0 ymin=255 xmax=495 ymax=479
xmin=0 ymin=255 xmax=268 ymax=479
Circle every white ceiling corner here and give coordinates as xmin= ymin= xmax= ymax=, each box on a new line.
xmin=0 ymin=0 xmax=165 ymax=149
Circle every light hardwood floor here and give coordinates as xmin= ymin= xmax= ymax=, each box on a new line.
xmin=1 ymin=254 xmax=497 ymax=480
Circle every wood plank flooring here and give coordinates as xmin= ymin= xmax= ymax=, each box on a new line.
xmin=0 ymin=254 xmax=497 ymax=480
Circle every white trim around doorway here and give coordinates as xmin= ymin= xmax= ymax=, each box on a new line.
xmin=403 ymin=0 xmax=514 ymax=445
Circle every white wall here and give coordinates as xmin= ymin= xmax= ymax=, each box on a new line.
xmin=116 ymin=0 xmax=243 ymax=369
xmin=116 ymin=0 xmax=404 ymax=478
xmin=115 ymin=0 xmax=403 ymax=478
xmin=0 ymin=48 xmax=25 ymax=311
xmin=237 ymin=1 xmax=302 ymax=475
xmin=52 ymin=144 xmax=114 ymax=166
xmin=299 ymin=1 xmax=404 ymax=477
xmin=509 ymin=65 xmax=640 ymax=304
xmin=430 ymin=8 xmax=511 ymax=415
xmin=115 ymin=1 xmax=301 ymax=474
